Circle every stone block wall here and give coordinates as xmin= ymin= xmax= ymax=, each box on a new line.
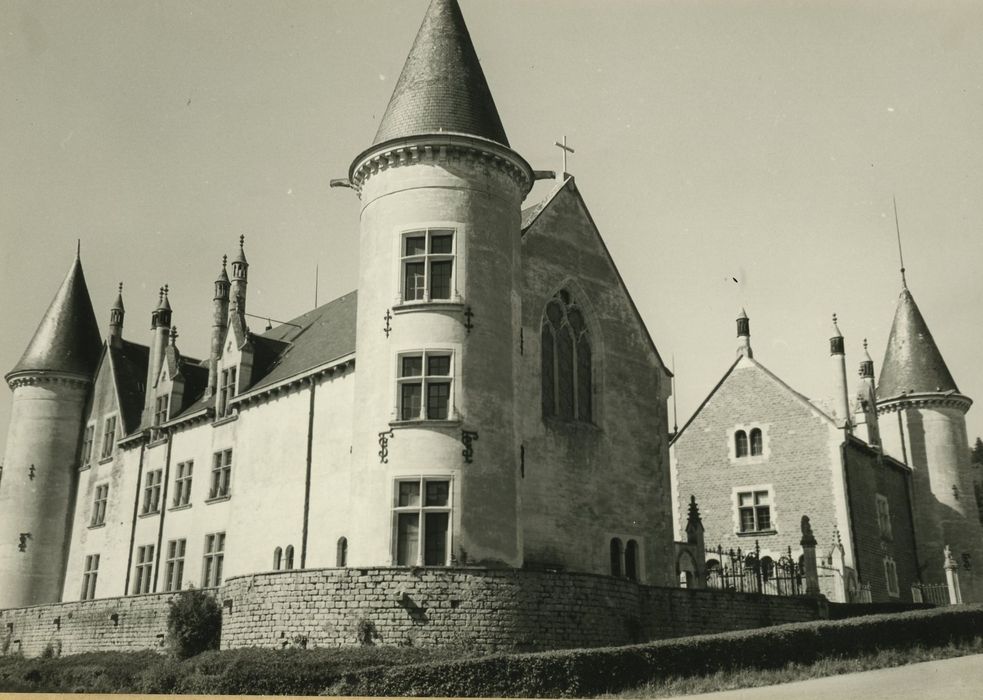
xmin=220 ymin=567 xmax=826 ymax=653
xmin=0 ymin=592 xmax=177 ymax=658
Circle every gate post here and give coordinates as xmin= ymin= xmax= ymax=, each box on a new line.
xmin=684 ymin=496 xmax=707 ymax=589
xmin=829 ymin=528 xmax=848 ymax=603
xmin=944 ymin=545 xmax=963 ymax=605
xmin=800 ymin=515 xmax=820 ymax=596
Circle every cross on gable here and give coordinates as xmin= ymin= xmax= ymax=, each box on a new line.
xmin=554 ymin=136 xmax=575 ymax=176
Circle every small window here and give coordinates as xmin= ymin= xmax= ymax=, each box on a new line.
xmin=884 ymin=557 xmax=899 ymax=597
xmin=337 ymin=537 xmax=348 ymax=567
xmin=132 ymin=544 xmax=155 ymax=594
xmin=876 ymin=494 xmax=893 ymax=540
xmin=90 ymin=484 xmax=109 ymax=527
xmin=284 ymin=545 xmax=294 ymax=570
xmin=625 ymin=540 xmax=639 ymax=581
xmin=749 ymin=428 xmax=763 ymax=456
xmin=273 ymin=547 xmax=282 ymax=571
xmin=173 ymin=461 xmax=194 ymax=507
xmin=202 ymin=532 xmax=226 ymax=587
xmin=142 ymin=470 xmax=163 ymax=514
xmin=81 ymin=425 xmax=95 ymax=467
xmin=393 ymin=478 xmax=451 ymax=566
xmin=100 ymin=416 xmax=117 ymax=459
xmin=401 ymin=229 xmax=456 ymax=302
xmin=165 ymin=539 xmax=186 ymax=592
xmin=541 ymin=290 xmax=592 ymax=423
xmin=737 ymin=490 xmax=772 ymax=533
xmin=210 ymin=449 xmax=232 ymax=499
xmin=610 ymin=538 xmax=623 ymax=577
xmin=735 ymin=430 xmax=749 ymax=458
xmin=152 ymin=395 xmax=169 ymax=440
xmin=218 ymin=367 xmax=237 ymax=418
xmin=397 ymin=352 xmax=453 ymax=421
xmin=80 ymin=554 xmax=100 ymax=601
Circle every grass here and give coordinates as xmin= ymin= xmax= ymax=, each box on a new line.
xmin=603 ymin=636 xmax=983 ymax=698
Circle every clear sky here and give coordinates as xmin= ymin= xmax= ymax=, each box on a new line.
xmin=2 ymin=0 xmax=982 ymax=458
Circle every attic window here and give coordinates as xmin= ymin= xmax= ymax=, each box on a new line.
xmin=218 ymin=367 xmax=237 ymax=418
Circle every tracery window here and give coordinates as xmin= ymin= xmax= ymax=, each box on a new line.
xmin=541 ymin=290 xmax=592 ymax=422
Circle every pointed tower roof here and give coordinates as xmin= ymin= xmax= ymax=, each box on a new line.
xmin=112 ymin=282 xmax=125 ymax=312
xmin=877 ymin=287 xmax=958 ymax=399
xmin=8 ymin=254 xmax=102 ymax=380
xmin=373 ymin=0 xmax=509 ymax=147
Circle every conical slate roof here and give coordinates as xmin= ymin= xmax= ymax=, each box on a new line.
xmin=373 ymin=0 xmax=509 ymax=147
xmin=8 ymin=255 xmax=102 ymax=380
xmin=877 ymin=287 xmax=958 ymax=399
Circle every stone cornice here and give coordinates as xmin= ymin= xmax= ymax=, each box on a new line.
xmin=6 ymin=371 xmax=91 ymax=391
xmin=876 ymin=392 xmax=973 ymax=415
xmin=348 ymin=134 xmax=533 ymax=197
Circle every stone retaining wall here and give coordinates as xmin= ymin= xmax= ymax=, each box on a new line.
xmin=221 ymin=568 xmax=826 ymax=652
xmin=0 ymin=592 xmax=177 ymax=658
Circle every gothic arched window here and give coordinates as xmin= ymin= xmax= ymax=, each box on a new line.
xmin=541 ymin=290 xmax=592 ymax=422
xmin=337 ymin=537 xmax=348 ymax=567
xmin=610 ymin=538 xmax=623 ymax=577
xmin=750 ymin=428 xmax=763 ymax=456
xmin=735 ymin=430 xmax=749 ymax=458
xmin=625 ymin=539 xmax=639 ymax=582
xmin=273 ymin=547 xmax=282 ymax=571
xmin=284 ymin=545 xmax=295 ymax=570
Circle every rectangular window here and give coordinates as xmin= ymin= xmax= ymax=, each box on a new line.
xmin=876 ymin=494 xmax=893 ymax=540
xmin=100 ymin=416 xmax=117 ymax=459
xmin=132 ymin=544 xmax=155 ymax=595
xmin=90 ymin=484 xmax=109 ymax=527
xmin=737 ymin=490 xmax=772 ymax=533
xmin=401 ymin=229 xmax=455 ymax=302
xmin=884 ymin=557 xmax=900 ymax=597
xmin=397 ymin=351 xmax=453 ymax=421
xmin=165 ymin=539 xmax=186 ymax=592
xmin=142 ymin=469 xmax=163 ymax=514
xmin=81 ymin=425 xmax=95 ymax=466
xmin=210 ymin=450 xmax=232 ymax=499
xmin=173 ymin=461 xmax=194 ymax=507
xmin=202 ymin=532 xmax=226 ymax=587
xmin=218 ymin=367 xmax=237 ymax=418
xmin=152 ymin=395 xmax=169 ymax=440
xmin=80 ymin=554 xmax=100 ymax=601
xmin=393 ymin=478 xmax=451 ymax=566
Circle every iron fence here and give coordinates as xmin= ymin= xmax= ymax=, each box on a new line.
xmin=912 ymin=582 xmax=951 ymax=606
xmin=705 ymin=541 xmax=805 ymax=596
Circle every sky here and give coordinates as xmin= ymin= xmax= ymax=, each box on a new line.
xmin=2 ymin=0 xmax=982 ymax=457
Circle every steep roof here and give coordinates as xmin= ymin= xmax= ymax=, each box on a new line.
xmin=7 ymin=255 xmax=102 ymax=380
xmin=373 ymin=0 xmax=509 ymax=147
xmin=109 ymin=340 xmax=149 ymax=434
xmin=877 ymin=287 xmax=959 ymax=400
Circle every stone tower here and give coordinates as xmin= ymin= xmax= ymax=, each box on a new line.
xmin=346 ymin=0 xmax=532 ymax=567
xmin=0 ymin=253 xmax=101 ymax=608
xmin=876 ymin=281 xmax=983 ymax=601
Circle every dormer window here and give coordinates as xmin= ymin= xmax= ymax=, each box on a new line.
xmin=401 ymin=229 xmax=456 ymax=302
xmin=100 ymin=416 xmax=117 ymax=460
xmin=152 ymin=395 xmax=169 ymax=440
xmin=218 ymin=367 xmax=237 ymax=418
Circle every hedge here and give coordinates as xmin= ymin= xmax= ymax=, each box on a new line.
xmin=327 ymin=604 xmax=983 ymax=697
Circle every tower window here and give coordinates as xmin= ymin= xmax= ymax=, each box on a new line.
xmin=401 ymin=229 xmax=456 ymax=302
xmin=100 ymin=416 xmax=117 ymax=459
xmin=209 ymin=449 xmax=232 ymax=500
xmin=541 ymin=290 xmax=592 ymax=423
xmin=172 ymin=461 xmax=193 ymax=508
xmin=80 ymin=554 xmax=100 ymax=601
xmin=142 ymin=470 xmax=163 ymax=515
xmin=397 ymin=351 xmax=453 ymax=421
xmin=393 ymin=478 xmax=451 ymax=566
xmin=735 ymin=430 xmax=749 ymax=458
xmin=165 ymin=539 xmax=186 ymax=592
xmin=202 ymin=532 xmax=225 ymax=587
xmin=132 ymin=544 xmax=155 ymax=595
xmin=90 ymin=484 xmax=109 ymax=527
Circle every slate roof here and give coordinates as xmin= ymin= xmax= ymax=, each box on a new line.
xmin=373 ymin=0 xmax=509 ymax=147
xmin=877 ymin=287 xmax=959 ymax=399
xmin=109 ymin=340 xmax=149 ymax=434
xmin=7 ymin=256 xmax=102 ymax=380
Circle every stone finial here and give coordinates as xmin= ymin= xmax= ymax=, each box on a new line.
xmin=169 ymin=326 xmax=178 ymax=346
xmin=686 ymin=495 xmax=703 ymax=531
xmin=800 ymin=515 xmax=817 ymax=547
xmin=944 ymin=544 xmax=957 ymax=570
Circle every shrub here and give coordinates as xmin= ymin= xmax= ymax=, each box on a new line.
xmin=327 ymin=604 xmax=983 ymax=697
xmin=166 ymin=588 xmax=221 ymax=660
